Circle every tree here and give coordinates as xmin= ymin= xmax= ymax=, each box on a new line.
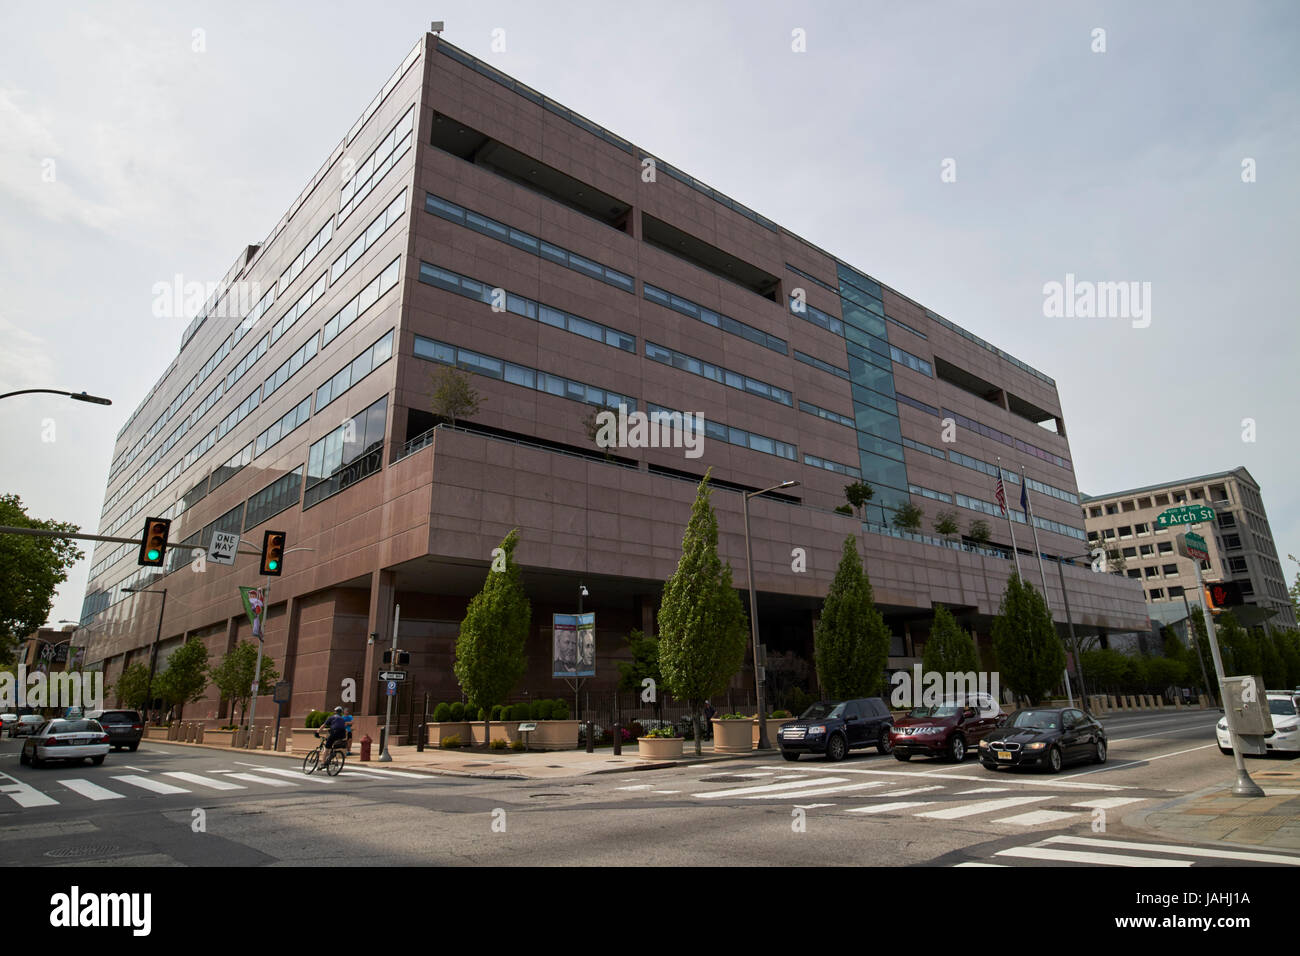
xmin=991 ymin=573 xmax=1064 ymax=705
xmin=454 ymin=528 xmax=531 ymax=748
xmin=209 ymin=642 xmax=280 ymax=727
xmin=616 ymin=628 xmax=663 ymax=722
xmin=1259 ymin=628 xmax=1287 ymax=689
xmin=967 ymin=519 xmax=991 ymax=545
xmin=813 ymin=536 xmax=890 ymax=700
xmin=0 ymin=494 xmax=84 ymax=665
xmin=582 ymin=408 xmax=615 ymax=461
xmin=833 ymin=504 xmax=853 ymax=516
xmin=111 ymin=663 xmax=152 ymax=711
xmin=1273 ymin=627 xmax=1300 ymax=688
xmin=658 ymin=471 xmax=749 ymax=755
xmin=921 ymin=606 xmax=978 ymax=685
xmin=843 ymin=481 xmax=874 ymax=520
xmin=932 ymin=510 xmax=960 ymax=540
xmin=1216 ymin=612 xmax=1257 ymax=675
xmin=155 ymin=638 xmax=210 ymax=719
xmin=430 ymin=364 xmax=482 ymax=427
xmin=891 ymin=501 xmax=924 ymax=533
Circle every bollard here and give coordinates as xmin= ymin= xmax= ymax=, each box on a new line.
xmin=360 ymin=734 xmax=372 ymax=761
xmin=613 ymin=722 xmax=621 ymax=756
xmin=586 ymin=721 xmax=594 ymax=754
xmin=416 ymin=722 xmax=425 ymax=753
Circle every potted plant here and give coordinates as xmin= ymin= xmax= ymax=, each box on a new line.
xmin=752 ymin=709 xmax=797 ymax=747
xmin=638 ymin=725 xmax=684 ymax=760
xmin=712 ymin=712 xmax=755 ymax=753
xmin=426 ymin=701 xmax=474 ymax=747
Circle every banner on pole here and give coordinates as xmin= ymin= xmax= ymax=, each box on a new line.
xmin=240 ymin=586 xmax=266 ymax=639
xmin=552 ymin=612 xmax=595 ymax=677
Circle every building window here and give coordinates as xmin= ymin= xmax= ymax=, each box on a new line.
xmin=1134 ymin=522 xmax=1148 ymax=535
xmin=331 ymin=189 xmax=407 ymax=286
xmin=1105 ymin=504 xmax=1118 ymax=515
xmin=254 ymin=396 xmax=311 ymax=459
xmin=321 ymin=257 xmax=401 ymax=350
xmin=245 ymin=467 xmax=304 ymax=531
xmin=1168 ymin=586 xmax=1184 ymax=598
xmin=1140 ymin=544 xmax=1154 ymax=556
xmin=1128 ymin=569 xmax=1142 ymax=579
xmin=1089 ymin=506 xmax=1102 ymax=518
xmin=1144 ymin=567 xmax=1159 ymax=578
xmin=279 ymin=218 xmax=333 ymax=295
xmin=316 ymin=329 xmax=395 ymax=412
xmin=340 ymin=106 xmax=415 ymax=225
xmin=1157 ymin=541 xmax=1173 ymax=554
xmin=1162 ymin=564 xmax=1179 ymax=576
xmin=1149 ymin=589 xmax=1163 ymax=600
xmin=305 ymin=396 xmax=388 ymax=509
xmin=1228 ymin=557 xmax=1248 ymax=574
xmin=644 ymin=283 xmax=786 ymax=354
xmin=1122 ymin=547 xmax=1137 ymax=558
xmin=1217 ymin=512 xmax=1236 ymax=528
xmin=1118 ymin=525 xmax=1131 ymax=538
xmin=1222 ymin=534 xmax=1241 ymax=550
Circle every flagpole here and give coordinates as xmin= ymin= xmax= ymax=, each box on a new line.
xmin=1022 ymin=466 xmax=1074 ymax=709
xmin=997 ymin=457 xmax=1022 ymax=576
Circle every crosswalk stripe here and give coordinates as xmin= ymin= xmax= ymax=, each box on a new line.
xmin=729 ymin=772 xmax=775 ymax=779
xmin=251 ymin=766 xmax=329 ymax=782
xmin=875 ymin=785 xmax=944 ymax=797
xmin=617 ymin=785 xmax=653 ymax=791
xmin=743 ymin=781 xmax=883 ymax=800
xmin=1067 ymin=797 xmax=1145 ymax=810
xmin=226 ymin=773 xmax=299 ymax=788
xmin=652 ymin=790 xmax=681 ymax=794
xmin=339 ymin=771 xmax=385 ymax=780
xmin=954 ymin=862 xmax=1008 ymax=867
xmin=846 ymin=801 xmax=939 ymax=814
xmin=1 ymin=782 xmax=59 ymax=808
xmin=794 ymin=803 xmax=835 ymax=809
xmin=957 ymin=787 xmax=1008 ymax=795
xmin=339 ymin=766 xmax=425 ymax=779
xmin=1043 ymin=835 xmax=1300 ymax=866
xmin=995 ymin=846 xmax=1192 ymax=867
xmin=61 ymin=779 xmax=125 ymax=801
xmin=163 ymin=772 xmax=246 ymax=791
xmin=992 ymin=809 xmax=1083 ymax=826
xmin=693 ymin=777 xmax=847 ymax=799
xmin=111 ymin=774 xmax=189 ymax=795
xmin=916 ymin=796 xmax=1049 ymax=820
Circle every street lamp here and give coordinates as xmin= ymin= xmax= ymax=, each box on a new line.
xmin=0 ymin=388 xmax=112 ymax=404
xmin=1054 ymin=554 xmax=1095 ymax=710
xmin=123 ymin=586 xmax=166 ymax=722
xmin=743 ymin=480 xmax=800 ymax=750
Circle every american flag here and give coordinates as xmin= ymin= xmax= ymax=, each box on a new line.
xmin=994 ymin=471 xmax=1007 ymax=515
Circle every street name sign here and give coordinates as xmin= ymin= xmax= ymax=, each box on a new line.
xmin=378 ymin=670 xmax=407 ymax=681
xmin=209 ymin=531 xmax=240 ymax=566
xmin=1156 ymin=504 xmax=1215 ymax=529
xmin=1178 ymin=531 xmax=1209 ymax=561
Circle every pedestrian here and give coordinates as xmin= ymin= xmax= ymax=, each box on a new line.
xmin=703 ymin=699 xmax=716 ymax=739
xmin=344 ymin=709 xmax=354 ymax=753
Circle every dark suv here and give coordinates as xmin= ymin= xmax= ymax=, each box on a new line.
xmin=777 ymin=698 xmax=893 ymax=761
xmin=86 ymin=710 xmax=143 ymax=752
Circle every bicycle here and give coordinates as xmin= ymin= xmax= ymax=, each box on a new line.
xmin=303 ymin=732 xmax=347 ymax=776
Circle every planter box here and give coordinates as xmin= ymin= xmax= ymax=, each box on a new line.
xmin=638 ymin=736 xmax=684 ymax=760
xmin=712 ymin=719 xmax=754 ymax=754
xmin=205 ymin=729 xmax=238 ymax=748
xmin=753 ymin=717 xmax=798 ymax=748
xmin=467 ymin=720 xmax=580 ymax=750
xmin=144 ymin=726 xmax=171 ymax=741
xmin=426 ymin=722 xmax=473 ymax=747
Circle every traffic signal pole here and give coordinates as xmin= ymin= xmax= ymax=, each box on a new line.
xmin=380 ymin=604 xmax=399 ymax=761
xmin=246 ymin=576 xmax=268 ymax=743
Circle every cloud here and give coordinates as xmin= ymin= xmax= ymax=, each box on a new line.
xmin=0 ymin=312 xmax=56 ymax=391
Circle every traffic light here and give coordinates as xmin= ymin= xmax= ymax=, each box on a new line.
xmin=1208 ymin=581 xmax=1244 ymax=609
xmin=259 ymin=530 xmax=286 ymax=576
xmin=137 ymin=517 xmax=171 ymax=567
xmin=382 ymin=650 xmax=411 ymax=666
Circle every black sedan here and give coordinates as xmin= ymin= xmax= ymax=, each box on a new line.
xmin=979 ymin=707 xmax=1107 ymax=773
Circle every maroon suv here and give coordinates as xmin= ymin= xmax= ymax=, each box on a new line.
xmin=890 ymin=696 xmax=1005 ymax=763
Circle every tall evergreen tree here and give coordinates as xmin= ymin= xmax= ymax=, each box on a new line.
xmin=155 ymin=637 xmax=211 ymax=720
xmin=616 ymin=628 xmax=664 ymax=723
xmin=658 ymin=472 xmax=749 ymax=754
xmin=813 ymin=536 xmax=890 ymax=700
xmin=921 ymin=605 xmax=979 ymax=684
xmin=455 ymin=528 xmax=531 ymax=748
xmin=990 ymin=573 xmax=1064 ymax=705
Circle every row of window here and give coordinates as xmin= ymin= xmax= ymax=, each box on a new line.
xmin=271 ymin=273 xmax=328 ymax=346
xmin=895 ymin=391 xmax=1072 ymax=472
xmin=264 ymin=332 xmax=320 ymax=401
xmin=278 ymin=218 xmax=333 ymax=296
xmin=425 ymin=192 xmax=635 ymax=293
xmin=957 ymin=492 xmax=1027 ymax=524
xmin=216 ymin=390 xmax=260 ymax=441
xmin=645 ymin=403 xmax=797 ymax=461
xmin=210 ymin=442 xmax=253 ymax=493
xmin=183 ymin=426 xmax=217 ymax=471
xmin=644 ymin=283 xmax=786 ymax=354
xmin=254 ymin=397 xmax=312 ymax=460
xmin=645 ymin=342 xmax=792 ymax=406
xmin=245 ymin=467 xmax=304 ymax=532
xmin=321 ymin=256 xmax=401 ymax=350
xmin=798 ymin=400 xmax=854 ymax=429
xmin=925 ymin=309 xmax=1055 ymax=387
xmin=909 ymin=484 xmax=953 ymax=504
xmin=226 ymin=333 xmax=269 ymax=391
xmin=331 ymin=189 xmax=406 ymax=285
xmin=789 ymin=291 xmax=933 ymax=378
xmin=414 ymin=335 xmax=637 ymax=412
xmin=793 ymin=350 xmax=849 ymax=381
xmin=339 ymin=106 xmax=414 ymax=224
xmin=804 ymin=453 xmax=861 ymax=479
xmin=305 ymin=395 xmax=389 ymax=509
xmin=316 ymin=329 xmax=394 ymax=412
xmin=416 ymin=261 xmax=635 ymax=353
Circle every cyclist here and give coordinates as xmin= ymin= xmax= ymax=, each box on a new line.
xmin=319 ymin=706 xmax=349 ymax=755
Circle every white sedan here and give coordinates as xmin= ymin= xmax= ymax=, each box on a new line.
xmin=1217 ymin=693 xmax=1300 ymax=755
xmin=18 ymin=719 xmax=111 ymax=768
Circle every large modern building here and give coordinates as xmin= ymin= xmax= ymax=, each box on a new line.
xmin=79 ymin=31 xmax=1147 ymax=733
xmin=1083 ymin=467 xmax=1296 ymax=630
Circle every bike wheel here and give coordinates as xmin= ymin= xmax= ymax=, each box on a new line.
xmin=303 ymin=749 xmax=320 ymax=774
xmin=326 ymin=749 xmax=346 ymax=776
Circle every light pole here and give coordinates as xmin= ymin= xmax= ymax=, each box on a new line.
xmin=0 ymin=388 xmax=111 ymax=404
xmin=743 ymin=480 xmax=799 ymax=750
xmin=123 ymin=586 xmax=166 ymax=722
xmin=1054 ymin=554 xmax=1095 ymax=710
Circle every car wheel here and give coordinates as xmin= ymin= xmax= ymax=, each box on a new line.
xmin=894 ymin=751 xmax=911 ymax=761
xmin=1093 ymin=739 xmax=1108 ymax=764
xmin=30 ymin=749 xmax=41 ymax=769
xmin=19 ymin=747 xmax=30 ymax=766
xmin=1045 ymin=745 xmax=1063 ymax=773
xmin=1218 ymin=745 xmax=1233 ymax=755
xmin=92 ymin=756 xmax=105 ymax=766
xmin=128 ymin=743 xmax=139 ymax=752
xmin=781 ymin=752 xmax=800 ymax=762
xmin=948 ymin=735 xmax=966 ymax=762
xmin=876 ymin=728 xmax=894 ymax=755
xmin=982 ymin=762 xmax=998 ymax=771
xmin=825 ymin=734 xmax=847 ymax=762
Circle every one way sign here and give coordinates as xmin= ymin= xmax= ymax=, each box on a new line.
xmin=209 ymin=531 xmax=240 ymax=566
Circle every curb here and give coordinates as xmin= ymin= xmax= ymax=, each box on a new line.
xmin=1124 ymin=780 xmax=1300 ymax=855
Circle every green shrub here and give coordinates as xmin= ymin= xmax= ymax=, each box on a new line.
xmin=524 ymin=701 xmax=537 ymax=720
xmin=477 ymin=707 xmax=487 ymax=721
xmin=553 ymin=699 xmax=570 ymax=720
xmin=449 ymin=701 xmax=465 ymax=721
xmin=538 ymin=699 xmax=555 ymax=720
xmin=490 ymin=738 xmax=508 ymax=750
xmin=491 ymin=704 xmax=503 ymax=721
xmin=432 ymin=702 xmax=452 ymax=723
xmin=770 ymin=709 xmax=791 ymax=718
xmin=510 ymin=738 xmax=526 ymax=751
xmin=720 ymin=713 xmax=748 ymax=720
xmin=304 ymin=710 xmax=327 ymax=728
xmin=441 ymin=735 xmax=462 ymax=749
xmin=644 ymin=726 xmax=680 ymax=739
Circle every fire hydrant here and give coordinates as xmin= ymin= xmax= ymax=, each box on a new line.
xmin=359 ymin=734 xmax=373 ymax=762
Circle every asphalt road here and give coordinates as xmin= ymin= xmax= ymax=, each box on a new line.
xmin=2 ymin=709 xmax=1296 ymax=867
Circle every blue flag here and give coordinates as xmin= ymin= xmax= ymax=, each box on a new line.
xmin=1020 ymin=478 xmax=1029 ymax=513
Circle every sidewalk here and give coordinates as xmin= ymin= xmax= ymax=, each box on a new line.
xmin=1128 ymin=764 xmax=1300 ymax=852
xmin=146 ymin=737 xmax=767 ymax=779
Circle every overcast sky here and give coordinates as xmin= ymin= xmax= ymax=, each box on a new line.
xmin=2 ymin=0 xmax=1297 ymax=626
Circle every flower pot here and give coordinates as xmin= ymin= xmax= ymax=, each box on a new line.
xmin=427 ymin=722 xmax=473 ymax=747
xmin=144 ymin=726 xmax=171 ymax=741
xmin=638 ymin=736 xmax=684 ymax=760
xmin=205 ymin=728 xmax=238 ymax=748
xmin=752 ymin=717 xmax=797 ymax=748
xmin=712 ymin=719 xmax=755 ymax=753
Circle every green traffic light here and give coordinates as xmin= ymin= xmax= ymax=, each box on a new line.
xmin=147 ymin=549 xmax=160 ymax=561
xmin=268 ymin=560 xmax=278 ymax=570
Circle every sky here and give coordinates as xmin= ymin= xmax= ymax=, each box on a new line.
xmin=2 ymin=0 xmax=1298 ymax=626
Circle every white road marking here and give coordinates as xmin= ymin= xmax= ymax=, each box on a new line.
xmin=617 ymin=785 xmax=653 ymax=791
xmin=651 ymin=790 xmax=681 ymax=794
xmin=793 ymin=803 xmax=835 ymax=809
xmin=874 ymin=785 xmax=945 ymax=798
xmin=917 ymin=796 xmax=1050 ymax=820
xmin=694 ymin=777 xmax=848 ymax=799
xmin=729 ymin=772 xmax=775 ymax=779
xmin=957 ymin=787 xmax=1008 ymax=794
xmin=847 ymin=801 xmax=939 ymax=814
xmin=226 ymin=773 xmax=299 ymax=788
xmin=954 ymin=862 xmax=1007 ymax=867
xmin=743 ymin=782 xmax=883 ymax=800
xmin=338 ymin=766 xmax=426 ymax=779
xmin=0 ymin=773 xmax=59 ymax=808
xmin=1044 ymin=835 xmax=1300 ymax=866
xmin=61 ymin=779 xmax=125 ymax=801
xmin=162 ymin=772 xmax=245 ymax=791
xmin=993 ymin=809 xmax=1083 ymax=826
xmin=995 ymin=845 xmax=1192 ymax=867
xmin=248 ymin=766 xmax=331 ymax=782
xmin=1063 ymin=743 xmax=1218 ymax=777
xmin=1068 ymin=797 xmax=1146 ymax=809
xmin=111 ymin=775 xmax=189 ymax=795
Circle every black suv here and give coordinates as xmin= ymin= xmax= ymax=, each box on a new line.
xmin=86 ymin=710 xmax=143 ymax=752
xmin=777 ymin=698 xmax=893 ymax=761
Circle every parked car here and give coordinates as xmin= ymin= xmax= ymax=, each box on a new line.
xmin=979 ymin=707 xmax=1107 ymax=773
xmin=891 ymin=694 xmax=1005 ymax=762
xmin=0 ymin=714 xmax=17 ymax=737
xmin=1216 ymin=692 xmax=1300 ymax=756
xmin=19 ymin=719 xmax=111 ymax=768
xmin=86 ymin=710 xmax=144 ymax=752
xmin=777 ymin=698 xmax=893 ymax=761
xmin=12 ymin=715 xmax=46 ymax=738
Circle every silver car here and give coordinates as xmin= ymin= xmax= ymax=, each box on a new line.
xmin=11 ymin=715 xmax=46 ymax=738
xmin=19 ymin=719 xmax=111 ymax=768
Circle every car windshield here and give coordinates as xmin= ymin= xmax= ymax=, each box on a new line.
xmin=908 ymin=705 xmax=960 ymax=718
xmin=1010 ymin=711 xmax=1059 ymax=730
xmin=48 ymin=720 xmax=102 ymax=734
xmin=1268 ymin=698 xmax=1298 ymax=717
xmin=800 ymin=702 xmax=845 ymax=720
